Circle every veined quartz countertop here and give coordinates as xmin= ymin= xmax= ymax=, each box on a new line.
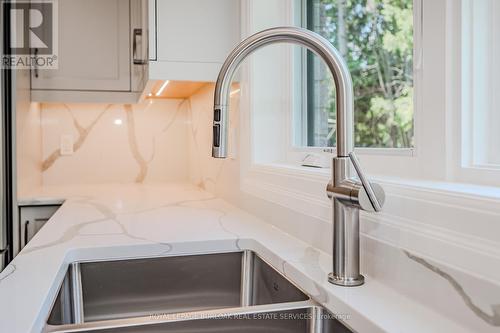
xmin=1 ymin=183 xmax=471 ymax=333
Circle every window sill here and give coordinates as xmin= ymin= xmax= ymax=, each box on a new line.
xmin=242 ymin=162 xmax=500 ymax=222
xmin=273 ymin=162 xmax=500 ymax=197
xmin=289 ymin=146 xmax=416 ymax=157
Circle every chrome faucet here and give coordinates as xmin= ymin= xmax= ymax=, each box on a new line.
xmin=211 ymin=27 xmax=385 ymax=287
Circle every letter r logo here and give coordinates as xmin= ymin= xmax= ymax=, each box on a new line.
xmin=6 ymin=1 xmax=53 ymax=55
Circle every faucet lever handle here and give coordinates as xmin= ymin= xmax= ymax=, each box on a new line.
xmin=349 ymin=152 xmax=383 ymax=212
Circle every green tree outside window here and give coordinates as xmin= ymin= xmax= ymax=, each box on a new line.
xmin=306 ymin=0 xmax=414 ymax=148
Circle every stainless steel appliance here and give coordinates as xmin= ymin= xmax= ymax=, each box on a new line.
xmin=0 ymin=66 xmax=5 ymax=271
xmin=0 ymin=1 xmax=25 ymax=272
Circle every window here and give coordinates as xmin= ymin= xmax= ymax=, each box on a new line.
xmin=244 ymin=0 xmax=500 ymax=191
xmin=299 ymin=0 xmax=414 ymax=149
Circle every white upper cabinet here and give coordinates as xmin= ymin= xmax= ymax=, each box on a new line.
xmin=32 ymin=0 xmax=130 ymax=91
xmin=31 ymin=0 xmax=149 ymax=103
xmin=149 ymin=0 xmax=241 ymax=82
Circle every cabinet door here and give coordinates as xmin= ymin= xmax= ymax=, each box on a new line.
xmin=152 ymin=0 xmax=240 ymax=81
xmin=31 ymin=0 xmax=131 ymax=91
xmin=19 ymin=205 xmax=60 ymax=250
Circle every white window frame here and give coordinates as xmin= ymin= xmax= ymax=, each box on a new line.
xmin=240 ymin=0 xmax=450 ymax=179
xmin=450 ymin=0 xmax=500 ymax=187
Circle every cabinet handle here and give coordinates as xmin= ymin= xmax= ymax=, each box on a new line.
xmin=133 ymin=28 xmax=148 ymax=65
xmin=23 ymin=220 xmax=30 ymax=247
xmin=34 ymin=49 xmax=39 ymax=78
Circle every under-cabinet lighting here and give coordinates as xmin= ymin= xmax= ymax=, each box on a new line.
xmin=156 ymin=80 xmax=170 ymax=96
xmin=114 ymin=119 xmax=123 ymax=126
xmin=230 ymin=88 xmax=241 ymax=96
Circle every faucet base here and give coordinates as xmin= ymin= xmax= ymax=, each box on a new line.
xmin=328 ymin=273 xmax=365 ymax=287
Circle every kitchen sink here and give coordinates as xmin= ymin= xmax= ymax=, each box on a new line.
xmin=48 ymin=251 xmax=308 ymax=325
xmin=45 ymin=251 xmax=352 ymax=333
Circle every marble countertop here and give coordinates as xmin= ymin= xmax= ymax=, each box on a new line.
xmin=0 ymin=183 xmax=472 ymax=333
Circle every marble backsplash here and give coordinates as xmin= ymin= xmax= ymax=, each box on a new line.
xmin=15 ymin=82 xmax=237 ymax=190
xmin=17 ymin=72 xmax=43 ymax=195
xmin=38 ymin=99 xmax=191 ymax=186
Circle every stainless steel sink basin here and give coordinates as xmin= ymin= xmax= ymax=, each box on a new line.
xmin=45 ymin=251 xmax=352 ymax=333
xmin=48 ymin=251 xmax=308 ymax=325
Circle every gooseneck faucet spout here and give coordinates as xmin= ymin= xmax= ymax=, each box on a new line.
xmin=212 ymin=27 xmax=385 ymax=287
xmin=212 ymin=27 xmax=353 ymax=159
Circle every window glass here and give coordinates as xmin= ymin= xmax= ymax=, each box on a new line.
xmin=304 ymin=0 xmax=414 ymax=148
